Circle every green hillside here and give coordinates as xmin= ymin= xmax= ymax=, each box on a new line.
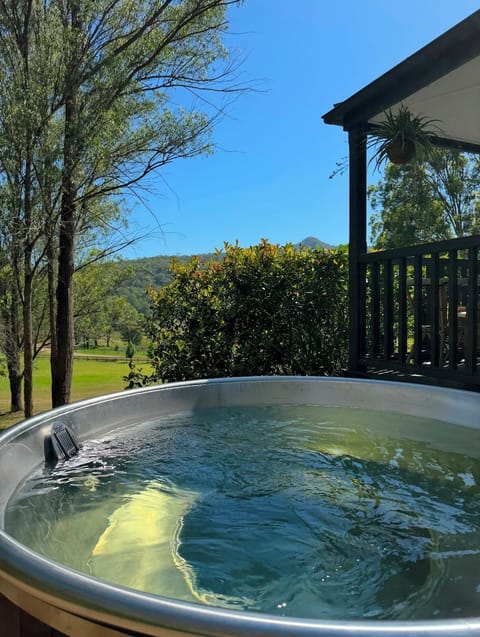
xmin=116 ymin=238 xmax=336 ymax=314
xmin=116 ymin=254 xmax=211 ymax=314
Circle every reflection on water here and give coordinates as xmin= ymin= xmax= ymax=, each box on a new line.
xmin=5 ymin=405 xmax=480 ymax=620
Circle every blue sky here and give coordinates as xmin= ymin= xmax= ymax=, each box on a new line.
xmin=123 ymin=1 xmax=480 ymax=258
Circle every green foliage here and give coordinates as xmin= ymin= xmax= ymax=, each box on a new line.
xmin=369 ymin=150 xmax=480 ymax=249
xmin=74 ymin=259 xmax=138 ymax=344
xmin=108 ymin=297 xmax=142 ymax=345
xmin=125 ymin=341 xmax=135 ymax=360
xmin=115 ymin=239 xmax=337 ymax=315
xmin=128 ymin=241 xmax=348 ymax=385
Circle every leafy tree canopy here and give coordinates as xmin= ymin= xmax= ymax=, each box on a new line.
xmin=368 ymin=150 xmax=480 ymax=249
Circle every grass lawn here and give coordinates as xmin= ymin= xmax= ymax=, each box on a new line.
xmin=0 ymin=355 xmax=144 ymax=430
xmin=75 ymin=340 xmax=149 ymax=359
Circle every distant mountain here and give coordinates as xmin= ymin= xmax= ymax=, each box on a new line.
xmin=294 ymin=236 xmax=337 ymax=250
xmin=116 ymin=238 xmax=337 ymax=313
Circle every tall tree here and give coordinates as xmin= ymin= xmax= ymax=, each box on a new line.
xmin=369 ymin=150 xmax=480 ymax=249
xmin=0 ymin=0 xmax=70 ymax=415
xmin=50 ymin=0 xmax=243 ymax=406
xmin=0 ymin=0 xmax=244 ymax=412
xmin=0 ymin=1 xmax=48 ymax=416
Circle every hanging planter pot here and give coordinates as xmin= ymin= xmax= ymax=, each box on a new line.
xmin=386 ymin=138 xmax=416 ymax=164
xmin=369 ymin=105 xmax=441 ymax=170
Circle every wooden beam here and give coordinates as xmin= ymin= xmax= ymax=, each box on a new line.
xmin=323 ymin=11 xmax=480 ymax=129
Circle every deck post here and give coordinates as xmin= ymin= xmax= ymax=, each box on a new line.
xmin=348 ymin=126 xmax=367 ymax=372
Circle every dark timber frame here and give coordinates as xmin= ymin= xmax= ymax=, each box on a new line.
xmin=323 ymin=10 xmax=480 ymax=390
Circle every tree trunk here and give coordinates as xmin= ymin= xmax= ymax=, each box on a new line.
xmin=3 ymin=218 xmax=25 ymax=414
xmin=52 ymin=177 xmax=76 ymax=407
xmin=23 ymin=146 xmax=34 ymax=418
xmin=19 ymin=0 xmax=35 ymax=417
xmin=7 ymin=363 xmax=23 ymax=413
xmin=48 ymin=250 xmax=57 ymax=353
xmin=23 ymin=264 xmax=34 ymax=417
xmin=52 ymin=2 xmax=84 ymax=408
xmin=2 ymin=290 xmax=23 ymax=413
xmin=52 ymin=51 xmax=78 ymax=407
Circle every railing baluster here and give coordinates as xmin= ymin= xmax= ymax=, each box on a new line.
xmin=466 ymin=247 xmax=478 ymax=375
xmin=398 ymin=257 xmax=407 ymax=363
xmin=413 ymin=255 xmax=423 ymax=365
xmin=383 ymin=259 xmax=393 ymax=359
xmin=448 ymin=250 xmax=458 ymax=369
xmin=431 ymin=252 xmax=440 ymax=367
xmin=371 ymin=263 xmax=380 ymax=358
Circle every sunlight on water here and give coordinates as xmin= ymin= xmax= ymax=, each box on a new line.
xmin=5 ymin=405 xmax=480 ymax=620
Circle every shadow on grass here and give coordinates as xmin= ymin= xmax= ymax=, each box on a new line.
xmin=0 ymin=410 xmax=24 ymax=430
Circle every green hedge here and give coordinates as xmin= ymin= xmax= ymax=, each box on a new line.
xmin=128 ymin=241 xmax=348 ymax=385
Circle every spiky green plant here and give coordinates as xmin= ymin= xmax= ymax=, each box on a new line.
xmin=369 ymin=105 xmax=442 ymax=170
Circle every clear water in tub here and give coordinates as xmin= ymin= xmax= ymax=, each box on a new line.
xmin=5 ymin=405 xmax=480 ymax=620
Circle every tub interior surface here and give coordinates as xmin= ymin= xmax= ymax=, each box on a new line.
xmin=6 ymin=402 xmax=480 ymax=623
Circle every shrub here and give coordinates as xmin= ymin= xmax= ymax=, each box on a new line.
xmin=127 ymin=241 xmax=348 ymax=385
xmin=125 ymin=340 xmax=135 ymax=360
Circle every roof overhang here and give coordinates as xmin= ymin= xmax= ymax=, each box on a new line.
xmin=323 ymin=10 xmax=480 ymax=150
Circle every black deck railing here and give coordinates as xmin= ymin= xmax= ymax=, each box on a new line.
xmin=358 ymin=234 xmax=480 ymax=388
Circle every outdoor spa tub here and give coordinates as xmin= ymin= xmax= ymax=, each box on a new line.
xmin=1 ymin=376 xmax=480 ymax=637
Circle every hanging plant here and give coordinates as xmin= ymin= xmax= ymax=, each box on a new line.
xmin=369 ymin=105 xmax=441 ymax=170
